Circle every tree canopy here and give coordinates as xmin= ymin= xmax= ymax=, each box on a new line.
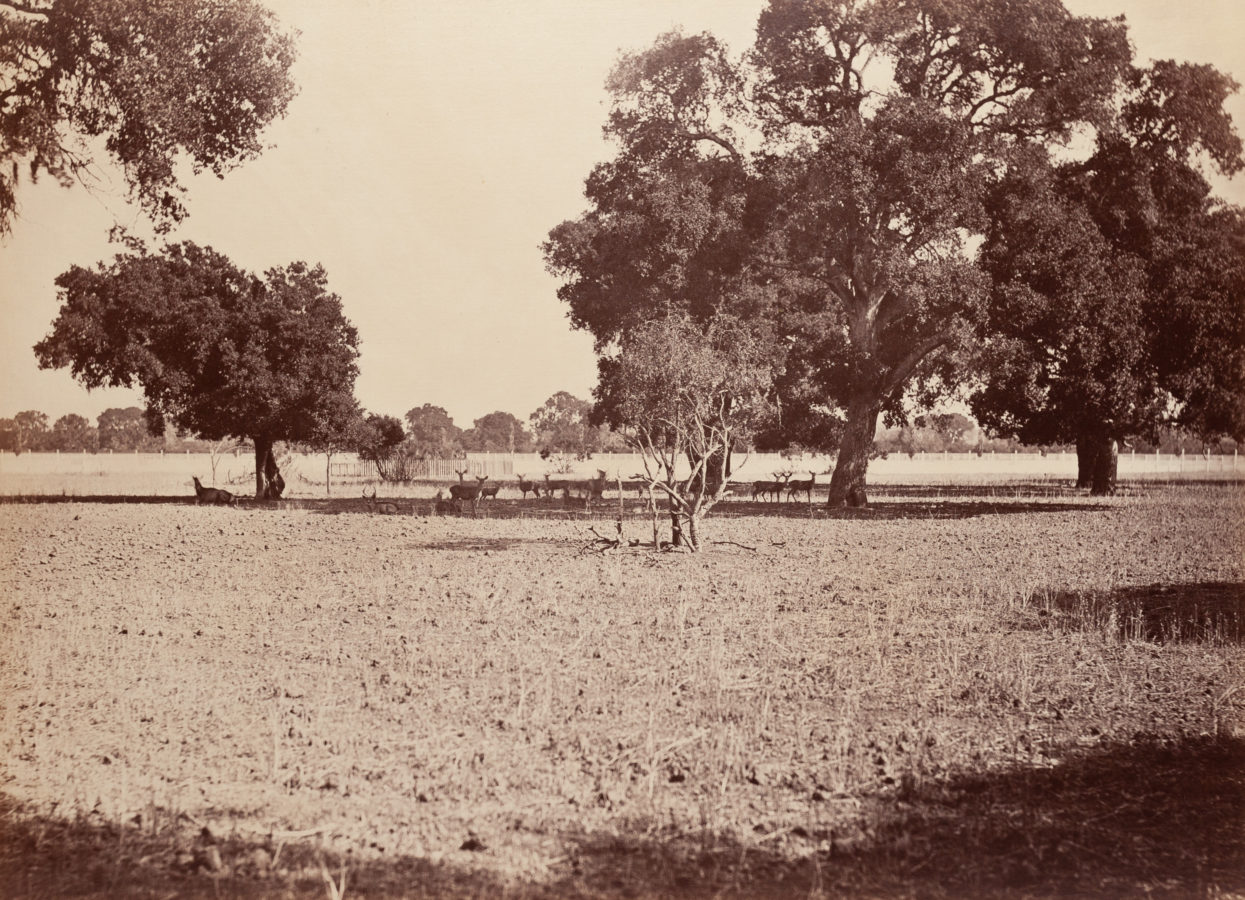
xmin=0 ymin=0 xmax=297 ymax=236
xmin=545 ymin=0 xmax=1241 ymax=502
xmin=35 ymin=241 xmax=360 ymax=497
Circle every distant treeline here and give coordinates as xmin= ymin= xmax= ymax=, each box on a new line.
xmin=0 ymin=407 xmax=218 ymax=454
xmin=4 ymin=403 xmax=1235 ymax=459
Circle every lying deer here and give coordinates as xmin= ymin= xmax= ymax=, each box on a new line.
xmin=433 ymin=489 xmax=455 ymax=515
xmin=363 ymin=487 xmax=400 ymax=514
xmin=193 ymin=476 xmax=236 ymax=507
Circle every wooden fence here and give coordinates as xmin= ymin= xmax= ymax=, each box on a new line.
xmin=331 ymin=456 xmax=514 ymax=480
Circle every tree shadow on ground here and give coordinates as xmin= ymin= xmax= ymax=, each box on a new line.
xmin=1033 ymin=581 xmax=1245 ymax=645
xmin=0 ymin=492 xmax=1118 ymax=520
xmin=3 ymin=735 xmax=1241 ymax=898
xmin=715 ymin=498 xmax=1111 ymax=520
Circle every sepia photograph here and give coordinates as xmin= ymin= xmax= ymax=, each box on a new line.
xmin=1 ymin=0 xmax=1243 ymax=896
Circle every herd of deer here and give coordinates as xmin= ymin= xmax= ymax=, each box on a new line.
xmin=750 ymin=471 xmax=818 ymax=503
xmin=193 ymin=467 xmax=831 ymax=514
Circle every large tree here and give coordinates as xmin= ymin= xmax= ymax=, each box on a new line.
xmin=0 ymin=0 xmax=297 ymax=236
xmin=546 ymin=0 xmax=1151 ymax=504
xmin=35 ymin=241 xmax=361 ymax=498
xmin=971 ymin=60 xmax=1244 ymax=493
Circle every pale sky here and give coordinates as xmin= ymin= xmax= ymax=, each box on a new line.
xmin=2 ymin=0 xmax=1243 ymax=431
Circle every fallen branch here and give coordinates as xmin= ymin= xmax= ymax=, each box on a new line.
xmin=581 ymin=523 xmax=647 ymax=555
xmin=711 ymin=540 xmax=757 ymax=551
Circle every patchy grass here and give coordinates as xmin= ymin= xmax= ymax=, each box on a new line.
xmin=0 ymin=483 xmax=1241 ymax=897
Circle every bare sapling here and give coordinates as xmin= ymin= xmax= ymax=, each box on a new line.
xmin=605 ymin=315 xmax=776 ymax=551
xmin=193 ymin=476 xmax=237 ymax=507
xmin=363 ymin=487 xmax=400 ymax=514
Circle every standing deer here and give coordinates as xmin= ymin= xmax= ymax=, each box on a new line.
xmin=543 ymin=473 xmax=569 ymax=498
xmin=449 ymin=475 xmax=488 ymax=512
xmin=752 ymin=472 xmax=790 ymax=502
xmin=585 ymin=469 xmax=608 ymax=502
xmin=479 ymin=481 xmax=501 ymax=501
xmin=192 ymin=476 xmax=236 ymax=506
xmin=516 ymin=474 xmax=541 ymax=499
xmin=786 ymin=471 xmax=817 ymax=504
xmin=363 ymin=487 xmax=400 ymax=514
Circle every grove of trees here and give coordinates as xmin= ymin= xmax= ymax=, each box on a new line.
xmin=544 ymin=0 xmax=1244 ymax=500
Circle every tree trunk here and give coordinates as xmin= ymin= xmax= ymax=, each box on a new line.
xmin=1090 ymin=434 xmax=1117 ymax=496
xmin=254 ymin=438 xmax=270 ymax=499
xmin=1076 ymin=431 xmax=1117 ymax=495
xmin=253 ymin=437 xmax=285 ymax=500
xmin=826 ymin=395 xmax=881 ymax=506
xmin=668 ymin=505 xmax=684 ymax=549
xmin=686 ymin=512 xmax=701 ymax=552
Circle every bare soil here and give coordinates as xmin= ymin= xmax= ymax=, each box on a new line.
xmin=0 ymin=483 xmax=1242 ymax=898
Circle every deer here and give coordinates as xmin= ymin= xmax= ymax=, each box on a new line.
xmin=585 ymin=469 xmax=608 ymax=502
xmin=516 ymin=474 xmax=541 ymax=499
xmin=543 ymin=473 xmax=569 ymax=498
xmin=449 ymin=474 xmax=488 ymax=512
xmin=432 ymin=489 xmax=455 ymax=515
xmin=620 ymin=478 xmax=648 ymax=498
xmin=479 ymin=481 xmax=501 ymax=501
xmin=363 ymin=487 xmax=400 ymax=514
xmin=751 ymin=472 xmax=790 ymax=502
xmin=786 ymin=471 xmax=817 ymax=504
xmin=192 ymin=476 xmax=237 ymax=506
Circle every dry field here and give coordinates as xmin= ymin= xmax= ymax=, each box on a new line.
xmin=0 ymin=484 xmax=1242 ymax=898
